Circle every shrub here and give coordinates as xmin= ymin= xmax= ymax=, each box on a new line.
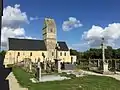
xmin=7 ymin=64 xmax=14 ymax=68
xmin=68 ymin=74 xmax=76 ymax=79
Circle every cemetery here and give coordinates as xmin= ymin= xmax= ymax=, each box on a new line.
xmin=7 ymin=37 xmax=120 ymax=90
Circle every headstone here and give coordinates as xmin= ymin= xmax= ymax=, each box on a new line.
xmin=44 ymin=59 xmax=47 ymax=70
xmin=37 ymin=61 xmax=41 ymax=81
xmin=58 ymin=60 xmax=61 ymax=73
xmin=29 ymin=62 xmax=32 ymax=72
xmin=54 ymin=59 xmax=61 ymax=73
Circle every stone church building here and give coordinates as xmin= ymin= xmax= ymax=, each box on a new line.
xmin=4 ymin=18 xmax=76 ymax=66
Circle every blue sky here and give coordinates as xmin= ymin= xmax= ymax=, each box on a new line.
xmin=2 ymin=0 xmax=120 ymax=51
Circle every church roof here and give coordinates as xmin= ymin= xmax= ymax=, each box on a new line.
xmin=57 ymin=42 xmax=69 ymax=51
xmin=8 ymin=38 xmax=47 ymax=51
xmin=8 ymin=38 xmax=69 ymax=51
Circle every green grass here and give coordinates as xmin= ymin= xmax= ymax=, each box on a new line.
xmin=13 ymin=66 xmax=120 ymax=90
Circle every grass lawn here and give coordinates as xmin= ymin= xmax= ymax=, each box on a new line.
xmin=13 ymin=66 xmax=120 ymax=90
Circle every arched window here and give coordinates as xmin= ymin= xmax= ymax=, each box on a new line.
xmin=30 ymin=52 xmax=32 ymax=56
xmin=18 ymin=52 xmax=20 ymax=56
xmin=60 ymin=52 xmax=62 ymax=56
xmin=64 ymin=52 xmax=66 ymax=56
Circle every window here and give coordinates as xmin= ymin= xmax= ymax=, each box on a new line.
xmin=9 ymin=53 xmax=11 ymax=55
xmin=60 ymin=52 xmax=62 ymax=56
xmin=18 ymin=52 xmax=20 ymax=56
xmin=30 ymin=52 xmax=32 ymax=56
xmin=42 ymin=52 xmax=44 ymax=56
xmin=52 ymin=52 xmax=54 ymax=56
xmin=64 ymin=52 xmax=66 ymax=56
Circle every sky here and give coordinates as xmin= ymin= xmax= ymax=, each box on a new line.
xmin=2 ymin=0 xmax=120 ymax=51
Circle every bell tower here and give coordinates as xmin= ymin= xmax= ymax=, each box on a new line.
xmin=42 ymin=18 xmax=57 ymax=61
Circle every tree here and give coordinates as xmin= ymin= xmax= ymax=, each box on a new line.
xmin=0 ymin=50 xmax=6 ymax=58
xmin=105 ymin=46 xmax=113 ymax=59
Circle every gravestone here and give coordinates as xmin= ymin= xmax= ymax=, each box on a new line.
xmin=29 ymin=62 xmax=32 ymax=72
xmin=54 ymin=59 xmax=61 ymax=73
xmin=37 ymin=61 xmax=41 ymax=81
xmin=0 ymin=55 xmax=12 ymax=90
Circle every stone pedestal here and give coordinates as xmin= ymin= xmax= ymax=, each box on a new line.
xmin=103 ymin=63 xmax=114 ymax=75
xmin=103 ymin=63 xmax=109 ymax=72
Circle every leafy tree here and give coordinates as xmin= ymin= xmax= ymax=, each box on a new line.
xmin=105 ymin=46 xmax=113 ymax=59
xmin=0 ymin=50 xmax=6 ymax=57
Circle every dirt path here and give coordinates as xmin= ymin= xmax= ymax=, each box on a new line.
xmin=6 ymin=72 xmax=28 ymax=90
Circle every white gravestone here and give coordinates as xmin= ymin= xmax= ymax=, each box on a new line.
xmin=37 ymin=61 xmax=41 ymax=81
xmin=44 ymin=59 xmax=47 ymax=70
xmin=29 ymin=62 xmax=32 ymax=72
xmin=58 ymin=60 xmax=61 ymax=73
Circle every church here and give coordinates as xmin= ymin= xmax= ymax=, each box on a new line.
xmin=4 ymin=18 xmax=76 ymax=66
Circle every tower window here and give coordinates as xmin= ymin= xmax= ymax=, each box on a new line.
xmin=30 ymin=52 xmax=32 ymax=56
xmin=64 ymin=52 xmax=66 ymax=56
xmin=18 ymin=52 xmax=20 ymax=56
xmin=60 ymin=52 xmax=62 ymax=56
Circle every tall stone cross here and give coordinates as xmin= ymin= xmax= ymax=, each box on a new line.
xmin=101 ymin=38 xmax=109 ymax=73
xmin=55 ymin=43 xmax=61 ymax=73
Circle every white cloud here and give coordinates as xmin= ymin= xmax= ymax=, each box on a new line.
xmin=1 ymin=4 xmax=36 ymax=50
xmin=62 ymin=17 xmax=83 ymax=31
xmin=30 ymin=16 xmax=39 ymax=21
xmin=82 ymin=23 xmax=120 ymax=49
xmin=2 ymin=4 xmax=29 ymax=28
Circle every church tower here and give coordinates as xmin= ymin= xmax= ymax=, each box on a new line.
xmin=42 ymin=18 xmax=57 ymax=61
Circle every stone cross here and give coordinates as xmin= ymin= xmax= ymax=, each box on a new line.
xmin=101 ymin=38 xmax=109 ymax=73
xmin=37 ymin=61 xmax=41 ymax=81
xmin=55 ymin=43 xmax=61 ymax=73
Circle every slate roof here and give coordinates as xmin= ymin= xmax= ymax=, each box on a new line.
xmin=8 ymin=38 xmax=47 ymax=51
xmin=57 ymin=41 xmax=69 ymax=51
xmin=8 ymin=38 xmax=69 ymax=51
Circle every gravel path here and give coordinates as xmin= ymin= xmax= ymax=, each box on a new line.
xmin=62 ymin=70 xmax=120 ymax=81
xmin=81 ymin=70 xmax=120 ymax=81
xmin=6 ymin=72 xmax=28 ymax=90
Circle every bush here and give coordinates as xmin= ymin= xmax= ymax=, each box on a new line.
xmin=59 ymin=72 xmax=76 ymax=79
xmin=7 ymin=64 xmax=14 ymax=68
xmin=68 ymin=74 xmax=76 ymax=79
